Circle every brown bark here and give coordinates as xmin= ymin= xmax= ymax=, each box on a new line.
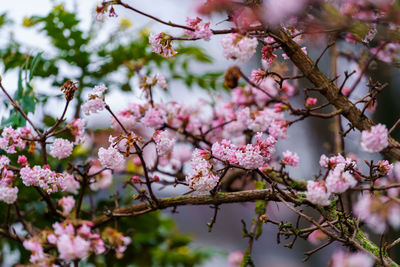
xmin=273 ymin=29 xmax=400 ymax=160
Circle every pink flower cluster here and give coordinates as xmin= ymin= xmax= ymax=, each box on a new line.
xmin=376 ymin=160 xmax=393 ymax=176
xmin=211 ymin=133 xmax=276 ymax=169
xmin=221 ymin=33 xmax=258 ymax=62
xmin=360 ymin=124 xmax=388 ymax=153
xmin=0 ymin=126 xmax=25 ymax=153
xmin=49 ymin=138 xmax=74 ymax=159
xmin=58 ymin=196 xmax=75 ymax=214
xmin=82 ymin=85 xmax=107 ymax=115
xmin=149 ymin=32 xmax=177 ymax=58
xmin=281 ymin=150 xmax=299 ymax=167
xmin=307 ymin=154 xmax=358 ymax=206
xmin=20 ymin=165 xmax=65 ymax=194
xmin=141 ymin=107 xmax=164 ymax=128
xmin=69 ymin=118 xmax=85 ymax=144
xmin=140 ymin=73 xmax=168 ymax=90
xmin=89 ymin=159 xmax=113 ymax=191
xmin=186 ymin=149 xmax=219 ymax=193
xmin=330 ymin=250 xmax=373 ymax=267
xmin=354 ymin=193 xmax=400 ymax=233
xmin=305 ymin=97 xmax=317 ymax=108
xmin=0 ymin=185 xmax=18 ymax=204
xmin=49 ymin=222 xmax=105 ymax=261
xmin=98 ymin=146 xmax=125 ymax=169
xmin=0 ymin=155 xmax=10 ymax=169
xmin=154 ymin=130 xmax=176 ymax=156
xmin=23 ymin=239 xmax=47 ymax=265
xmin=307 ymin=229 xmax=327 ymax=245
xmin=62 ymin=173 xmax=80 ymax=194
xmin=306 ymin=180 xmax=331 ymax=206
xmin=261 ymin=45 xmax=277 ymax=68
xmin=184 ymin=17 xmax=213 ymax=41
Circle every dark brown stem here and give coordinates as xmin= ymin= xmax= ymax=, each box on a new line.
xmin=0 ymin=81 xmax=42 ymax=136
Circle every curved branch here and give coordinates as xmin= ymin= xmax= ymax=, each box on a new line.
xmin=93 ymin=188 xmax=282 ymax=227
xmin=272 ymin=29 xmax=400 ymax=161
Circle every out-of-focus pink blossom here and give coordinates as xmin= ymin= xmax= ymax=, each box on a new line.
xmin=281 ymin=150 xmax=299 ymax=167
xmin=306 ymin=180 xmax=330 ymax=206
xmin=149 ymin=32 xmax=177 ymax=58
xmin=0 ymin=186 xmax=18 ymax=204
xmin=307 ymin=229 xmax=327 ymax=245
xmin=58 ymin=196 xmax=75 ymax=214
xmin=0 ymin=127 xmax=25 ymax=153
xmin=98 ymin=146 xmax=125 ymax=169
xmin=49 ymin=138 xmax=74 ymax=159
xmin=361 ymin=124 xmax=388 ymax=153
xmin=305 ymin=97 xmax=317 ymax=108
xmin=184 ymin=17 xmax=212 ymax=40
xmin=154 ymin=130 xmax=175 ymax=156
xmin=330 ymin=250 xmax=373 ymax=267
xmin=228 ymin=250 xmax=244 ymax=266
xmin=221 ymin=33 xmax=258 ymax=62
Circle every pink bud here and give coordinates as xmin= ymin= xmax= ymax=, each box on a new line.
xmin=131 ymin=176 xmax=141 ymax=183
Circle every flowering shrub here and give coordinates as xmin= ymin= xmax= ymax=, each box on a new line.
xmin=2 ymin=0 xmax=400 ymax=266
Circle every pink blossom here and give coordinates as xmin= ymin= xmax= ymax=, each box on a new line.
xmin=93 ymin=84 xmax=107 ymax=93
xmin=57 ymin=234 xmax=91 ymax=260
xmin=235 ymin=144 xmax=264 ymax=169
xmin=268 ymin=120 xmax=288 ymax=139
xmin=20 ymin=166 xmax=64 ymax=193
xmin=49 ymin=138 xmax=74 ymax=159
xmin=281 ymin=150 xmax=299 ymax=167
xmin=0 ymin=155 xmax=10 ymax=169
xmin=255 ymin=133 xmax=276 ymax=159
xmin=377 ymin=160 xmax=393 ymax=175
xmin=319 ymin=154 xmax=355 ymax=169
xmin=212 ymin=139 xmax=237 ymax=163
xmin=141 ymin=108 xmax=164 ymax=128
xmin=155 ymin=73 xmax=168 ymax=89
xmin=184 ymin=17 xmax=212 ymax=41
xmin=82 ymin=86 xmax=107 ymax=115
xmin=0 ymin=126 xmax=25 ymax=153
xmin=361 ymin=124 xmax=388 ymax=153
xmin=305 ymin=97 xmax=317 ymax=108
xmin=98 ymin=146 xmax=125 ymax=169
xmin=69 ymin=118 xmax=86 ymax=144
xmin=262 ymin=0 xmax=308 ymax=25
xmin=61 ymin=173 xmax=80 ymax=194
xmin=186 ymin=149 xmax=219 ymax=193
xmin=17 ymin=155 xmax=28 ymax=166
xmin=0 ymin=186 xmax=18 ymax=204
xmin=261 ymin=45 xmax=277 ymax=67
xmin=154 ymin=130 xmax=175 ymax=156
xmin=354 ymin=193 xmax=400 ymax=233
xmin=307 ymin=229 xmax=327 ymax=245
xmin=330 ymin=250 xmax=373 ymax=267
xmin=82 ymin=96 xmax=106 ymax=115
xmin=23 ymin=239 xmax=46 ymax=264
xmin=131 ymin=175 xmax=141 ymax=183
xmin=221 ymin=33 xmax=258 ymax=62
xmin=325 ymin=164 xmax=357 ymax=194
xmin=228 ymin=250 xmax=244 ymax=266
xmin=149 ymin=32 xmax=177 ymax=58
xmin=58 ymin=196 xmax=75 ymax=214
xmin=306 ymin=180 xmax=331 ymax=206
xmin=273 ymin=103 xmax=288 ymax=113
xmin=89 ymin=162 xmax=113 ymax=191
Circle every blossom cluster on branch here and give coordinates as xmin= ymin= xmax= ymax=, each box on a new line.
xmin=2 ymin=0 xmax=400 ymax=266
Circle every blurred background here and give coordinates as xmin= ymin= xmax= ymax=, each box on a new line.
xmin=1 ymin=0 xmax=399 ymax=266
